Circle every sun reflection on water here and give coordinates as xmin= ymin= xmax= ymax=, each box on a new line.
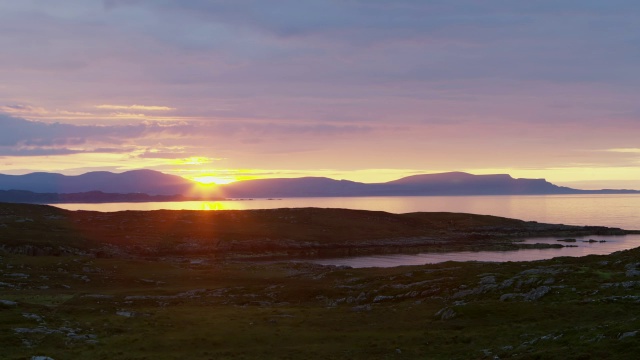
xmin=201 ymin=202 xmax=226 ymax=211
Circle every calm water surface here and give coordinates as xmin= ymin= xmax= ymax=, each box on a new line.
xmin=53 ymin=194 xmax=640 ymax=229
xmin=310 ymin=234 xmax=640 ymax=268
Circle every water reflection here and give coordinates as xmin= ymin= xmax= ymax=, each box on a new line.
xmin=52 ymin=194 xmax=640 ymax=229
xmin=309 ymin=234 xmax=640 ymax=268
xmin=201 ymin=202 xmax=227 ymax=211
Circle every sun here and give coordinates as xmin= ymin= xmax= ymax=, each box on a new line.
xmin=193 ymin=175 xmax=236 ymax=185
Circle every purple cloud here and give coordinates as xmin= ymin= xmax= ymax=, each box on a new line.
xmin=0 ymin=114 xmax=375 ymax=157
xmin=1 ymin=0 xmax=640 ymax=185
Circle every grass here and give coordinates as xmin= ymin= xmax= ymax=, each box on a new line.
xmin=2 ymin=247 xmax=640 ymax=359
xmin=2 ymin=203 xmax=640 ymax=358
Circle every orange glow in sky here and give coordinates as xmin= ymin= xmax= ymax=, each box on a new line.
xmin=1 ymin=2 xmax=640 ymax=191
xmin=193 ymin=175 xmax=237 ymax=185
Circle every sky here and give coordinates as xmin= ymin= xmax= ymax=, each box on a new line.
xmin=1 ymin=0 xmax=639 ymax=189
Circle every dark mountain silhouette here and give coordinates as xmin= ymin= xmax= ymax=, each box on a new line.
xmin=0 ymin=190 xmax=196 ymax=204
xmin=0 ymin=169 xmax=195 ymax=196
xmin=219 ymin=171 xmax=639 ymax=198
xmin=0 ymin=170 xmax=637 ymax=203
xmin=381 ymin=172 xmax=573 ymax=195
xmin=218 ymin=177 xmax=366 ymax=198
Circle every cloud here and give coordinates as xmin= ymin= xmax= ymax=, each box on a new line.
xmin=3 ymin=0 xmax=640 ymax=127
xmin=2 ymin=1 xmax=640 ymax=179
xmin=607 ymin=148 xmax=640 ymax=153
xmin=96 ymin=104 xmax=176 ymax=111
xmin=0 ymin=105 xmax=50 ymax=116
xmin=135 ymin=148 xmax=188 ymax=159
xmin=0 ymin=147 xmax=85 ymax=157
xmin=0 ymin=114 xmax=191 ymax=155
xmin=0 ymin=114 xmax=376 ymax=158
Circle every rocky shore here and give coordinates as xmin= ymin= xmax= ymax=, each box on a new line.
xmin=0 ymin=203 xmax=633 ymax=260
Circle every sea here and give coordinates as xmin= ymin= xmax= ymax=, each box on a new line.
xmin=51 ymin=194 xmax=640 ymax=267
xmin=52 ymin=194 xmax=640 ymax=229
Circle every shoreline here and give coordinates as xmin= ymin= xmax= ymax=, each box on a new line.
xmin=0 ymin=202 xmax=635 ymax=261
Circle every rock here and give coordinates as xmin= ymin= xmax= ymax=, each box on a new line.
xmin=22 ymin=313 xmax=43 ymax=322
xmin=14 ymin=327 xmax=50 ymax=334
xmin=0 ymin=299 xmax=17 ymax=306
xmin=499 ymin=278 xmax=515 ymax=289
xmin=601 ymin=281 xmax=640 ymax=289
xmin=116 ymin=310 xmax=135 ymax=317
xmin=619 ymin=331 xmax=638 ymax=340
xmin=479 ymin=276 xmax=497 ymax=285
xmin=351 ymin=304 xmax=372 ymax=312
xmin=67 ymin=333 xmax=97 ymax=341
xmin=519 ymin=267 xmax=561 ymax=276
xmin=625 ymin=263 xmax=640 ymax=271
xmin=4 ymin=273 xmax=28 ymax=278
xmin=435 ymin=307 xmax=457 ymax=320
xmin=501 ymin=287 xmax=551 ymax=302
xmin=373 ymin=295 xmax=394 ymax=303
xmin=523 ymin=286 xmax=551 ymax=301
xmin=452 ymin=289 xmax=475 ymax=299
xmin=626 ymin=269 xmax=640 ymax=277
xmin=31 ymin=357 xmax=55 ymax=360
xmin=453 ymin=283 xmax=497 ymax=298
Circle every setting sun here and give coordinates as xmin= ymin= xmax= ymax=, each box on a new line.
xmin=193 ymin=175 xmax=236 ymax=185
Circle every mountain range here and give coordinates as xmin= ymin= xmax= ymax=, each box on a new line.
xmin=0 ymin=170 xmax=193 ymax=196
xmin=0 ymin=170 xmax=637 ymax=203
xmin=219 ymin=172 xmax=639 ymax=197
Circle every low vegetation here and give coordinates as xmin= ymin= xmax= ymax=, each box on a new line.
xmin=1 ymin=203 xmax=640 ymax=359
xmin=0 ymin=203 xmax=631 ymax=259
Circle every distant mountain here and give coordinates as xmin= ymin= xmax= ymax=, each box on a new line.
xmin=0 ymin=170 xmax=637 ymax=203
xmin=218 ymin=177 xmax=367 ymax=198
xmin=381 ymin=172 xmax=573 ymax=195
xmin=218 ymin=171 xmax=640 ymax=198
xmin=0 ymin=169 xmax=196 ymax=196
xmin=0 ymin=190 xmax=196 ymax=204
